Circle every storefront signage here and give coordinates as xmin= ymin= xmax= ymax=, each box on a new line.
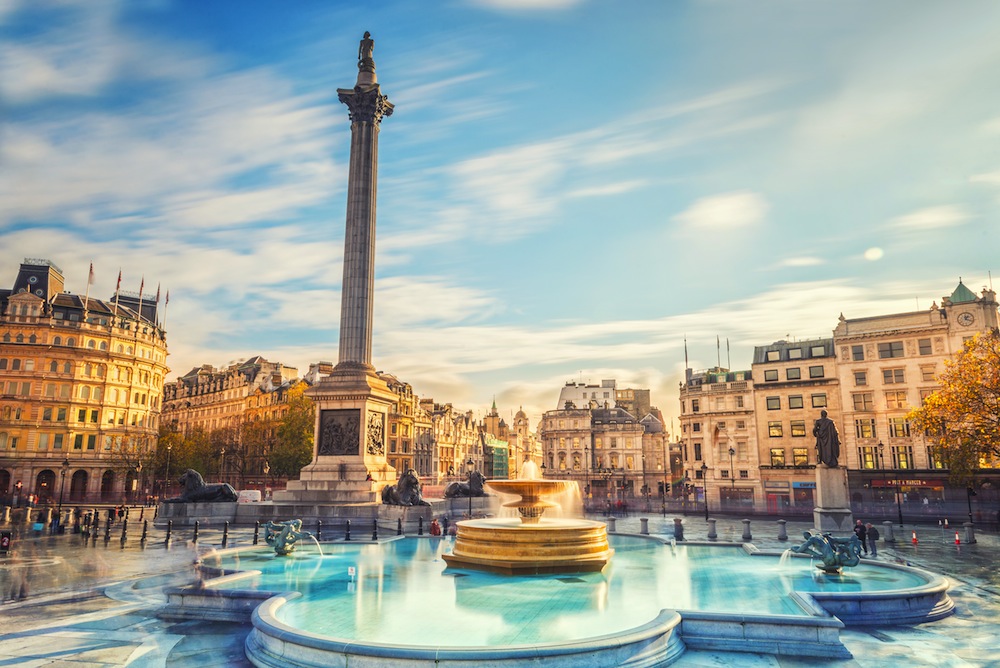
xmin=763 ymin=481 xmax=789 ymax=489
xmin=792 ymin=481 xmax=816 ymax=489
xmin=871 ymin=479 xmax=944 ymax=487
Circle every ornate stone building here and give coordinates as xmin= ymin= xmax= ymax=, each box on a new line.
xmin=0 ymin=258 xmax=168 ymax=505
xmin=678 ymin=367 xmax=756 ymax=513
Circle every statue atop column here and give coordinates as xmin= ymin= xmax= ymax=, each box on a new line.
xmin=358 ymin=31 xmax=375 ymax=74
xmin=813 ymin=410 xmax=841 ymax=467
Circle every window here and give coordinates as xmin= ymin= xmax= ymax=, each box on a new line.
xmin=790 ymin=420 xmax=806 ymax=437
xmin=792 ymin=448 xmax=809 ymax=466
xmin=889 ymin=417 xmax=910 ymax=438
xmin=918 ymin=338 xmax=932 ymax=355
xmin=610 ymin=437 xmax=618 ymax=448
xmin=57 ymin=408 xmax=66 ymax=421
xmin=53 ymin=434 xmax=63 ymax=450
xmin=859 ymin=446 xmax=876 ymax=469
xmin=788 ymin=348 xmax=803 ymax=359
xmin=878 ymin=341 xmax=904 ymax=358
xmin=920 ymin=366 xmax=935 ymax=382
xmin=692 ymin=423 xmax=701 ymax=432
xmin=90 ymin=410 xmax=98 ymax=423
xmin=855 ymin=418 xmax=876 ymax=439
xmin=892 ymin=445 xmax=913 ymax=469
xmin=736 ymin=420 xmax=746 ymax=429
xmin=766 ymin=397 xmax=781 ymax=410
xmin=37 ymin=434 xmax=48 ymax=450
xmin=768 ymin=421 xmax=783 ymax=437
xmin=811 ymin=394 xmax=827 ymax=408
xmin=854 ymin=371 xmax=867 ymax=386
xmin=786 ymin=367 xmax=801 ymax=380
xmin=810 ymin=345 xmax=826 ymax=357
xmin=853 ymin=392 xmax=873 ymax=411
xmin=764 ymin=370 xmax=778 ymax=382
xmin=42 ymin=407 xmax=52 ymax=421
xmin=809 ymin=365 xmax=825 ymax=378
xmin=74 ymin=434 xmax=84 ymax=450
xmin=78 ymin=409 xmax=87 ymax=422
xmin=919 ymin=389 xmax=935 ymax=405
xmin=693 ymin=442 xmax=702 ymax=461
xmin=927 ymin=446 xmax=946 ymax=469
xmin=885 ymin=390 xmax=908 ymax=409
xmin=735 ymin=396 xmax=744 ymax=408
xmin=766 ymin=350 xmax=780 ymax=361
xmin=87 ymin=435 xmax=96 ymax=450
xmin=692 ymin=399 xmax=700 ymax=413
xmin=721 ymin=469 xmax=730 ymax=479
xmin=11 ymin=359 xmax=20 ymax=370
xmin=883 ymin=368 xmax=905 ymax=384
xmin=24 ymin=359 xmax=34 ymax=371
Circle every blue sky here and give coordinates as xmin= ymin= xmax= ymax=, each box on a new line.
xmin=2 ymin=0 xmax=999 ymax=432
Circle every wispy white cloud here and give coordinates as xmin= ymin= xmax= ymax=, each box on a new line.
xmin=776 ymin=256 xmax=825 ymax=268
xmin=888 ymin=205 xmax=969 ymax=231
xmin=672 ymin=191 xmax=769 ymax=231
xmin=467 ymin=0 xmax=584 ymax=11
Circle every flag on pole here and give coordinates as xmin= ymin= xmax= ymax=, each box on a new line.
xmin=137 ymin=276 xmax=145 ymax=322
xmin=163 ymin=289 xmax=170 ymax=329
xmin=88 ymin=263 xmax=94 ymax=286
xmin=155 ymin=283 xmax=161 ymax=303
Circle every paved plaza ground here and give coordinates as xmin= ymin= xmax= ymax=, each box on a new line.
xmin=1 ymin=512 xmax=998 ymax=667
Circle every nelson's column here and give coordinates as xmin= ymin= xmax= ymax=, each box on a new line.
xmin=275 ymin=32 xmax=396 ymax=505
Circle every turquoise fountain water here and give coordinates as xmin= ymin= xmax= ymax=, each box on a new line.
xmin=219 ymin=534 xmax=927 ymax=649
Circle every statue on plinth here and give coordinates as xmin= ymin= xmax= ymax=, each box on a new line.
xmin=358 ymin=31 xmax=375 ymax=73
xmin=813 ymin=410 xmax=841 ymax=468
xmin=444 ymin=470 xmax=487 ymax=498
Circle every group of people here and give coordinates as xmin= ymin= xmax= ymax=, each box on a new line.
xmin=853 ymin=519 xmax=880 ymax=557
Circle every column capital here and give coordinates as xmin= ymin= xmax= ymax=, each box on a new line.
xmin=338 ymin=85 xmax=394 ymax=125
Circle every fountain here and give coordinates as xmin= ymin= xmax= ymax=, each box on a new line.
xmin=441 ymin=461 xmax=612 ymax=574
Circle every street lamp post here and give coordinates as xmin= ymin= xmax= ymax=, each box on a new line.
xmin=55 ymin=457 xmax=69 ymax=533
xmin=220 ymin=448 xmax=226 ymax=485
xmin=466 ymin=458 xmax=474 ymax=518
xmin=701 ymin=462 xmax=709 ymax=521
xmin=165 ymin=444 xmax=172 ymax=498
xmin=879 ymin=441 xmax=903 ymax=527
xmin=134 ymin=461 xmax=143 ymax=504
xmin=967 ymin=485 xmax=977 ymax=524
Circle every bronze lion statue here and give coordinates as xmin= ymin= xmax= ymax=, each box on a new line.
xmin=381 ymin=468 xmax=430 ymax=506
xmin=165 ymin=469 xmax=238 ymax=503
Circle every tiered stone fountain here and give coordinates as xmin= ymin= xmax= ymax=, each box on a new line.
xmin=442 ymin=462 xmax=612 ymax=574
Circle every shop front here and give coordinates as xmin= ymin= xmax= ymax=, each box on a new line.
xmin=792 ymin=481 xmax=815 ymax=513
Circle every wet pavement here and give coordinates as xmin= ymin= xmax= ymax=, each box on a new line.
xmin=0 ymin=513 xmax=998 ymax=667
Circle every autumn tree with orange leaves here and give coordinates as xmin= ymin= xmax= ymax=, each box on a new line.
xmin=909 ymin=330 xmax=1000 ymax=484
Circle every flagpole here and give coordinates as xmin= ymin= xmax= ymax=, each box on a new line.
xmin=136 ymin=276 xmax=145 ymax=327
xmin=162 ymin=290 xmax=170 ymax=330
xmin=113 ymin=269 xmax=122 ymax=319
xmin=83 ymin=262 xmax=93 ymax=315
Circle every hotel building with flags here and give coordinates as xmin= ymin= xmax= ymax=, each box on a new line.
xmin=0 ymin=258 xmax=168 ymax=507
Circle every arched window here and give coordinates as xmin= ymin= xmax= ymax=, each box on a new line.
xmin=15 ymin=334 xmax=23 ymax=343
xmin=63 ymin=361 xmax=71 ymax=374
xmin=126 ymin=345 xmax=133 ymax=354
xmin=116 ymin=344 xmax=123 ymax=353
xmin=80 ymin=386 xmax=91 ymax=400
xmin=85 ymin=363 xmax=93 ymax=377
xmin=66 ymin=338 xmax=75 ymax=347
xmin=99 ymin=341 xmax=107 ymax=351
xmin=49 ymin=360 xmax=58 ymax=372
xmin=0 ymin=432 xmax=7 ymax=449
xmin=87 ymin=340 xmax=96 ymax=349
xmin=28 ymin=334 xmax=36 ymax=343
xmin=53 ymin=336 xmax=61 ymax=345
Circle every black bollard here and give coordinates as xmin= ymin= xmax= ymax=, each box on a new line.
xmin=140 ymin=520 xmax=148 ymax=545
xmin=317 ymin=520 xmax=322 ymax=541
xmin=153 ymin=506 xmax=158 ymax=520
xmin=345 ymin=519 xmax=352 ymax=541
xmin=418 ymin=516 xmax=424 ymax=536
xmin=165 ymin=519 xmax=173 ymax=544
xmin=139 ymin=508 xmax=144 ymax=521
xmin=222 ymin=521 xmax=229 ymax=548
xmin=397 ymin=518 xmax=403 ymax=536
xmin=372 ymin=520 xmax=378 ymax=541
xmin=120 ymin=518 xmax=129 ymax=545
xmin=192 ymin=520 xmax=199 ymax=543
xmin=253 ymin=520 xmax=260 ymax=545
xmin=104 ymin=518 xmax=112 ymax=542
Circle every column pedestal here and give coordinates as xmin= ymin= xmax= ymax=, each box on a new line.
xmin=813 ymin=465 xmax=853 ymax=533
xmin=273 ymin=366 xmax=397 ymax=505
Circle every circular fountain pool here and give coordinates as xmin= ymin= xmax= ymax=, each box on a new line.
xmin=201 ymin=534 xmax=952 ymax=667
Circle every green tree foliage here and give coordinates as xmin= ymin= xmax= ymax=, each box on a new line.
xmin=270 ymin=382 xmax=315 ymax=477
xmin=909 ymin=330 xmax=1000 ymax=484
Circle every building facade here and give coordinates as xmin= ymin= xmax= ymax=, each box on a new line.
xmin=0 ymin=259 xmax=168 ymax=505
xmin=751 ymin=338 xmax=840 ymax=514
xmin=835 ymin=281 xmax=999 ymax=513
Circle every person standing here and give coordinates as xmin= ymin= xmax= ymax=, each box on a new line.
xmin=866 ymin=523 xmax=879 ymax=557
xmin=854 ymin=519 xmax=868 ymax=555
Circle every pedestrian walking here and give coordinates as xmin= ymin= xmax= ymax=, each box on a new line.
xmin=866 ymin=523 xmax=879 ymax=557
xmin=854 ymin=519 xmax=868 ymax=554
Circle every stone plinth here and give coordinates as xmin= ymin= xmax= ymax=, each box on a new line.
xmin=813 ymin=465 xmax=853 ymax=533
